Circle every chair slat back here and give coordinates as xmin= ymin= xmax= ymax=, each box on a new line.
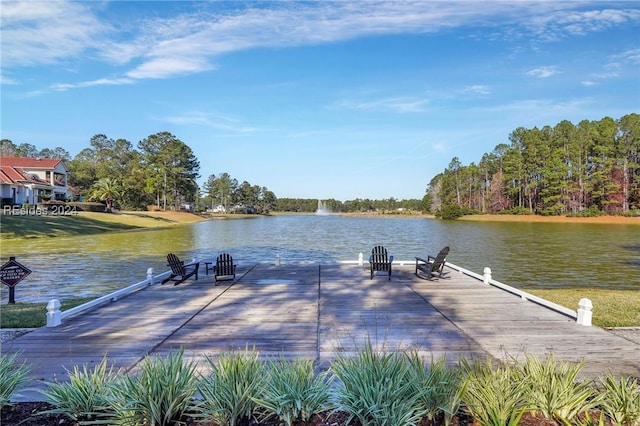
xmin=167 ymin=253 xmax=185 ymax=275
xmin=371 ymin=245 xmax=388 ymax=265
xmin=431 ymin=246 xmax=450 ymax=271
xmin=216 ymin=253 xmax=234 ymax=275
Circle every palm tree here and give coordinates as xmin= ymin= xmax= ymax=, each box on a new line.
xmin=89 ymin=177 xmax=122 ymax=213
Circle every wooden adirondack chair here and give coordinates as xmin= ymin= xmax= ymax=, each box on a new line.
xmin=162 ymin=253 xmax=199 ymax=285
xmin=369 ymin=245 xmax=394 ymax=280
xmin=214 ymin=252 xmax=236 ymax=283
xmin=415 ymin=246 xmax=449 ymax=280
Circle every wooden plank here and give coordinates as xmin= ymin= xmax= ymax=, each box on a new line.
xmin=3 ymin=263 xmax=639 ymax=402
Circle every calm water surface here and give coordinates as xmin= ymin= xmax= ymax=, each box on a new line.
xmin=1 ymin=215 xmax=638 ymax=302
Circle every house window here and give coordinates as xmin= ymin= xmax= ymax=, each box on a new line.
xmin=46 ymin=171 xmax=51 ymax=181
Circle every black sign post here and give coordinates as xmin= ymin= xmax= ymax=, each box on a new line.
xmin=0 ymin=257 xmax=32 ymax=304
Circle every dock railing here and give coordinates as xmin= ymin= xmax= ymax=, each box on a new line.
xmin=348 ymin=254 xmax=592 ymax=326
xmin=46 ymin=255 xmax=592 ymax=327
xmin=46 ymin=267 xmax=172 ymax=327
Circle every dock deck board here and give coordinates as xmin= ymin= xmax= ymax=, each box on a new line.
xmin=3 ymin=263 xmax=638 ymax=400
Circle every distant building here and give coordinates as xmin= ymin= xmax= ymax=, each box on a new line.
xmin=0 ymin=156 xmax=72 ymax=206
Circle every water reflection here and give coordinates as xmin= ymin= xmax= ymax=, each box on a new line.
xmin=1 ymin=215 xmax=638 ymax=302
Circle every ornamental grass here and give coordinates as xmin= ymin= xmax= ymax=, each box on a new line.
xmin=107 ymin=347 xmax=199 ymax=426
xmin=514 ymin=354 xmax=598 ymax=424
xmin=5 ymin=345 xmax=640 ymax=426
xmin=0 ymin=351 xmax=30 ymax=408
xmin=459 ymin=356 xmax=528 ymax=426
xmin=599 ymin=373 xmax=640 ymax=426
xmin=252 ymin=357 xmax=334 ymax=426
xmin=330 ymin=340 xmax=425 ymax=426
xmin=39 ymin=355 xmax=118 ymax=423
xmin=197 ymin=347 xmax=266 ymax=426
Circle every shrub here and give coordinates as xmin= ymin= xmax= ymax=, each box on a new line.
xmin=39 ymin=356 xmax=118 ymax=423
xmin=197 ymin=348 xmax=267 ymax=426
xmin=514 ymin=354 xmax=597 ymax=423
xmin=408 ymin=353 xmax=466 ymax=426
xmin=599 ymin=373 xmax=640 ymax=426
xmin=108 ymin=348 xmax=199 ymax=426
xmin=499 ymin=206 xmax=533 ymax=215
xmin=331 ymin=340 xmax=424 ymax=426
xmin=568 ymin=206 xmax=604 ymax=217
xmin=437 ymin=204 xmax=466 ymax=220
xmin=252 ymin=357 xmax=334 ymax=426
xmin=0 ymin=352 xmax=31 ymax=408
xmin=459 ymin=357 xmax=527 ymax=426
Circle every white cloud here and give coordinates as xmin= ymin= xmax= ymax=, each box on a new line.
xmin=0 ymin=1 xmax=109 ymax=67
xmin=0 ymin=73 xmax=19 ymax=85
xmin=160 ymin=111 xmax=257 ymax=133
xmin=2 ymin=0 xmax=638 ymax=89
xmin=50 ymin=77 xmax=135 ymax=92
xmin=330 ymin=96 xmax=429 ymax=113
xmin=461 ymin=85 xmax=491 ymax=95
xmin=526 ymin=66 xmax=560 ymax=78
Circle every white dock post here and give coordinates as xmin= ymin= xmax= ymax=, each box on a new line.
xmin=147 ymin=268 xmax=154 ymax=285
xmin=576 ymin=298 xmax=593 ymax=326
xmin=275 ymin=254 xmax=280 ymax=266
xmin=46 ymin=299 xmax=61 ymax=327
xmin=483 ymin=267 xmax=492 ymax=284
xmin=358 ymin=253 xmax=364 ymax=266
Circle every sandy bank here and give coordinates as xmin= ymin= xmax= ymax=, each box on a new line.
xmin=458 ymin=214 xmax=640 ymax=225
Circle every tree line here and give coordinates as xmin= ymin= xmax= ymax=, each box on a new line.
xmin=1 ymin=134 xmax=422 ymax=214
xmin=427 ymin=114 xmax=640 ymax=217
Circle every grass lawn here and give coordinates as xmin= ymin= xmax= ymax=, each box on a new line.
xmin=527 ymin=288 xmax=640 ymax=328
xmin=0 ymin=211 xmax=206 ymax=239
xmin=0 ymin=299 xmax=93 ymax=328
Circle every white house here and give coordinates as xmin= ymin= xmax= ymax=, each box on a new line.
xmin=0 ymin=156 xmax=72 ymax=206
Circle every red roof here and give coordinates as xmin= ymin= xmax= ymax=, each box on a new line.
xmin=0 ymin=156 xmax=63 ymax=169
xmin=0 ymin=156 xmax=65 ymax=185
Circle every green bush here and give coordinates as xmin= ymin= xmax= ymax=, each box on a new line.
xmin=436 ymin=204 xmax=466 ymax=220
xmin=498 ymin=206 xmax=532 ymax=215
xmin=108 ymin=347 xmax=199 ymax=426
xmin=39 ymin=356 xmax=118 ymax=423
xmin=514 ymin=354 xmax=597 ymax=423
xmin=408 ymin=353 xmax=465 ymax=426
xmin=459 ymin=357 xmax=527 ymax=426
xmin=568 ymin=206 xmax=604 ymax=217
xmin=68 ymin=201 xmax=106 ymax=212
xmin=253 ymin=357 xmax=334 ymax=426
xmin=0 ymin=352 xmax=31 ymax=408
xmin=599 ymin=373 xmax=640 ymax=426
xmin=28 ymin=347 xmax=640 ymax=426
xmin=331 ymin=340 xmax=425 ymax=426
xmin=197 ymin=348 xmax=267 ymax=426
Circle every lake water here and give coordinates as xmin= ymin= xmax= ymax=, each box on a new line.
xmin=1 ymin=215 xmax=638 ymax=302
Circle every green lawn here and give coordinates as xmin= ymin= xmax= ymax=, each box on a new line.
xmin=0 ymin=299 xmax=93 ymax=328
xmin=528 ymin=288 xmax=640 ymax=328
xmin=0 ymin=213 xmax=141 ymax=239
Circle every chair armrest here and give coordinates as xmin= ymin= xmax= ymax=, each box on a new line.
xmin=427 ymin=255 xmax=435 ymax=262
xmin=388 ymin=255 xmax=394 ymax=263
xmin=415 ymin=257 xmax=428 ymax=264
xmin=368 ymin=255 xmax=373 ymax=263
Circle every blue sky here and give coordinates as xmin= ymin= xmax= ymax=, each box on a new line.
xmin=1 ymin=1 xmax=639 ymax=201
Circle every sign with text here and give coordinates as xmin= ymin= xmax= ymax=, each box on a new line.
xmin=0 ymin=257 xmax=32 ymax=288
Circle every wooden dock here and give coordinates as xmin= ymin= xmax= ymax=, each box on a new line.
xmin=3 ymin=263 xmax=639 ymax=401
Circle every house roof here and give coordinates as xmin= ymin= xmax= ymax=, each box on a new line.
xmin=0 ymin=156 xmax=66 ymax=186
xmin=0 ymin=156 xmax=64 ymax=169
xmin=0 ymin=165 xmax=49 ymax=185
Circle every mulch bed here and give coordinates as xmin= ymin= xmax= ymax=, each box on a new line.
xmin=4 ymin=401 xmax=608 ymax=426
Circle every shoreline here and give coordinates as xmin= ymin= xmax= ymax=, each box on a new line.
xmin=457 ymin=214 xmax=640 ymax=225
